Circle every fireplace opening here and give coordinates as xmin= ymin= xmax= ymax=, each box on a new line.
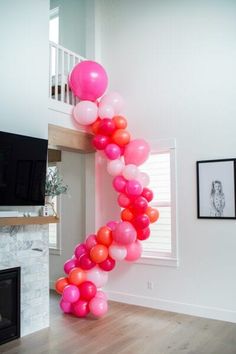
xmin=0 ymin=267 xmax=20 ymax=345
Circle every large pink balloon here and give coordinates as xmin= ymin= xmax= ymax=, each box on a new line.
xmin=113 ymin=221 xmax=137 ymax=245
xmin=73 ymin=101 xmax=98 ymax=125
xmin=124 ymin=139 xmax=150 ymax=166
xmin=69 ymin=60 xmax=108 ymax=101
xmin=125 ymin=241 xmax=142 ymax=261
xmin=89 ymin=297 xmax=108 ymax=317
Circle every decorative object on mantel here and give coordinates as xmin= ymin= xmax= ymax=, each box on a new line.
xmin=197 ymin=159 xmax=236 ymax=219
xmin=41 ymin=167 xmax=68 ymax=217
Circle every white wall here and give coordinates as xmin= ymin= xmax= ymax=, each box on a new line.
xmin=0 ymin=0 xmax=49 ymax=139
xmin=50 ymin=150 xmax=86 ymax=285
xmin=96 ymin=0 xmax=236 ymax=322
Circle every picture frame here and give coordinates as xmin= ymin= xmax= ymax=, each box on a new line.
xmin=196 ymin=159 xmax=236 ymax=219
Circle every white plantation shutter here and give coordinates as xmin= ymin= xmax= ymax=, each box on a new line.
xmin=141 ymin=152 xmax=172 ymax=257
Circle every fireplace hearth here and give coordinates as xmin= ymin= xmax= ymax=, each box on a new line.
xmin=0 ymin=267 xmax=20 ymax=345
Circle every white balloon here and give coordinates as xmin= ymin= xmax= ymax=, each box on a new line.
xmin=100 ymin=92 xmax=125 ymax=115
xmin=98 ymin=103 xmax=115 ymax=118
xmin=86 ymin=266 xmax=108 ymax=288
xmin=73 ymin=101 xmax=98 ymax=125
xmin=137 ymin=171 xmax=150 ymax=187
xmin=109 ymin=243 xmax=127 ymax=261
xmin=122 ymin=164 xmax=139 ymax=180
xmin=107 ymin=159 xmax=125 ymax=176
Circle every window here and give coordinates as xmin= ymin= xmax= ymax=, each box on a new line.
xmin=48 ymin=164 xmax=61 ymax=255
xmin=139 ymin=139 xmax=178 ymax=266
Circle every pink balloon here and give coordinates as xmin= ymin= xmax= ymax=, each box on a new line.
xmin=86 ymin=266 xmax=108 ymax=288
xmin=96 ymin=290 xmax=108 ymax=301
xmin=98 ymin=118 xmax=116 ymax=135
xmin=89 ymin=297 xmax=108 ymax=317
xmin=98 ymin=104 xmax=115 ymax=119
xmin=79 ymin=253 xmax=96 ymax=270
xmin=113 ymin=221 xmax=137 ymax=245
xmin=69 ymin=60 xmax=108 ymax=101
xmin=92 ymin=134 xmax=110 ymax=150
xmin=86 ymin=234 xmax=98 ymax=250
xmin=72 ymin=299 xmax=90 ymax=317
xmin=62 ymin=285 xmax=80 ymax=303
xmin=125 ymin=241 xmax=142 ymax=261
xmin=133 ymin=214 xmax=150 ymax=230
xmin=133 ymin=196 xmax=148 ymax=214
xmin=60 ymin=299 xmax=72 ymax=313
xmin=124 ymin=139 xmax=150 ymax=166
xmin=107 ymin=159 xmax=124 ymax=176
xmin=125 ymin=180 xmax=143 ymax=196
xmin=99 ymin=256 xmax=116 ymax=271
xmin=105 ymin=144 xmax=121 ymax=160
xmin=109 ymin=243 xmax=127 ymax=261
xmin=79 ymin=281 xmax=97 ymax=301
xmin=74 ymin=244 xmax=87 ymax=259
xmin=106 ymin=220 xmax=118 ymax=231
xmin=64 ymin=258 xmax=78 ymax=274
xmin=117 ymin=193 xmax=132 ymax=208
xmin=100 ymin=92 xmax=124 ymax=115
xmin=112 ymin=175 xmax=127 ymax=192
xmin=73 ymin=101 xmax=98 ymax=125
xmin=122 ymin=164 xmax=139 ymax=180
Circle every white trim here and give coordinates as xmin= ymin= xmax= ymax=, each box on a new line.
xmin=48 ymin=98 xmax=74 ymax=115
xmin=49 ymin=247 xmax=62 ymax=256
xmin=137 ymin=256 xmax=178 ymax=267
xmin=149 ymin=138 xmax=176 ymax=152
xmin=50 ymin=7 xmax=59 ymax=19
xmin=106 ymin=290 xmax=236 ymax=324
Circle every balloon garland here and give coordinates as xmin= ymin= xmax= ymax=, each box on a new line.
xmin=55 ymin=60 xmax=159 ymax=318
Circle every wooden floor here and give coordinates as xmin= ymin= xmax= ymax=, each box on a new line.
xmin=1 ymin=291 xmax=236 ymax=354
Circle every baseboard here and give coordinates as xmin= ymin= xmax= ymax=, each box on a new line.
xmin=106 ymin=289 xmax=236 ymax=324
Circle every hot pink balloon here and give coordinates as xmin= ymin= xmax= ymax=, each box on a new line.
xmin=105 ymin=144 xmax=121 ymax=160
xmin=72 ymin=299 xmax=90 ymax=317
xmin=125 ymin=180 xmax=143 ymax=196
xmin=124 ymin=139 xmax=150 ymax=166
xmin=85 ymin=234 xmax=98 ymax=250
xmin=73 ymin=101 xmax=98 ymax=125
xmin=113 ymin=221 xmax=137 ymax=245
xmin=133 ymin=196 xmax=148 ymax=214
xmin=112 ymin=175 xmax=127 ymax=192
xmin=99 ymin=256 xmax=116 ymax=271
xmin=69 ymin=60 xmax=108 ymax=101
xmin=62 ymin=285 xmax=80 ymax=303
xmin=125 ymin=240 xmax=142 ymax=261
xmin=74 ymin=243 xmax=87 ymax=260
xmin=89 ymin=297 xmax=108 ymax=317
xmin=100 ymin=92 xmax=125 ymax=115
xmin=107 ymin=159 xmax=124 ymax=176
xmin=60 ymin=299 xmax=72 ymax=313
xmin=79 ymin=253 xmax=96 ymax=270
xmin=64 ymin=258 xmax=78 ymax=274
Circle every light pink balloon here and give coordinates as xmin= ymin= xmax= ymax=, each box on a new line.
xmin=60 ymin=299 xmax=72 ymax=313
xmin=98 ymin=104 xmax=114 ymax=119
xmin=122 ymin=164 xmax=139 ymax=180
xmin=86 ymin=266 xmax=108 ymax=288
xmin=107 ymin=159 xmax=124 ymax=176
xmin=124 ymin=139 xmax=150 ymax=166
xmin=73 ymin=101 xmax=98 ymax=125
xmin=89 ymin=297 xmax=108 ymax=317
xmin=125 ymin=240 xmax=143 ymax=261
xmin=100 ymin=92 xmax=125 ymax=115
xmin=109 ymin=243 xmax=127 ymax=261
xmin=85 ymin=234 xmax=97 ymax=250
xmin=69 ymin=60 xmax=108 ymax=101
xmin=96 ymin=290 xmax=108 ymax=301
xmin=113 ymin=221 xmax=137 ymax=245
xmin=137 ymin=171 xmax=150 ymax=187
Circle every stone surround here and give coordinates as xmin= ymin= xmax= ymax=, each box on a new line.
xmin=0 ymin=225 xmax=49 ymax=336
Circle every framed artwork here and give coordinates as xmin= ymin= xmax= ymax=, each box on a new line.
xmin=196 ymin=159 xmax=236 ymax=219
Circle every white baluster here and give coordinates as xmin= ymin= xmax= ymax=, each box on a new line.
xmin=61 ymin=48 xmax=65 ymax=103
xmin=55 ymin=44 xmax=59 ymax=101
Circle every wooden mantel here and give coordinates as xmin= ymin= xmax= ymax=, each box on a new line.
xmin=0 ymin=216 xmax=59 ymax=227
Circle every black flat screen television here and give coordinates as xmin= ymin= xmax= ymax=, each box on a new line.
xmin=0 ymin=131 xmax=48 ymax=206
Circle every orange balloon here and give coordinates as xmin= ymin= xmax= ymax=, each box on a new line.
xmin=121 ymin=208 xmax=135 ymax=222
xmin=55 ymin=277 xmax=69 ymax=294
xmin=145 ymin=207 xmax=159 ymax=223
xmin=90 ymin=244 xmax=108 ymax=263
xmin=112 ymin=129 xmax=130 ymax=146
xmin=112 ymin=115 xmax=127 ymax=129
xmin=68 ymin=267 xmax=86 ymax=286
xmin=97 ymin=226 xmax=113 ymax=246
xmin=91 ymin=118 xmax=101 ymax=135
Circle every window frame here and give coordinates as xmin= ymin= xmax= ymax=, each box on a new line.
xmin=138 ymin=138 xmax=178 ymax=267
xmin=48 ymin=162 xmax=62 ymax=256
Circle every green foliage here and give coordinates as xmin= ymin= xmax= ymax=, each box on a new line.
xmin=45 ymin=167 xmax=68 ymax=197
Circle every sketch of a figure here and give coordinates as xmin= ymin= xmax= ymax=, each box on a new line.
xmin=210 ymin=180 xmax=225 ymax=217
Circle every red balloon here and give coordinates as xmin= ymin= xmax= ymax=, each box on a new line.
xmin=99 ymin=256 xmax=116 ymax=271
xmin=137 ymin=227 xmax=151 ymax=240
xmin=98 ymin=118 xmax=116 ymax=136
xmin=117 ymin=193 xmax=132 ymax=208
xmin=141 ymin=188 xmax=154 ymax=202
xmin=133 ymin=196 xmax=148 ymax=214
xmin=79 ymin=281 xmax=97 ymax=301
xmin=90 ymin=118 xmax=101 ymax=135
xmin=79 ymin=253 xmax=96 ymax=270
xmin=133 ymin=214 xmax=150 ymax=230
xmin=72 ymin=299 xmax=90 ymax=318
xmin=92 ymin=135 xmax=110 ymax=150
xmin=121 ymin=208 xmax=135 ymax=222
